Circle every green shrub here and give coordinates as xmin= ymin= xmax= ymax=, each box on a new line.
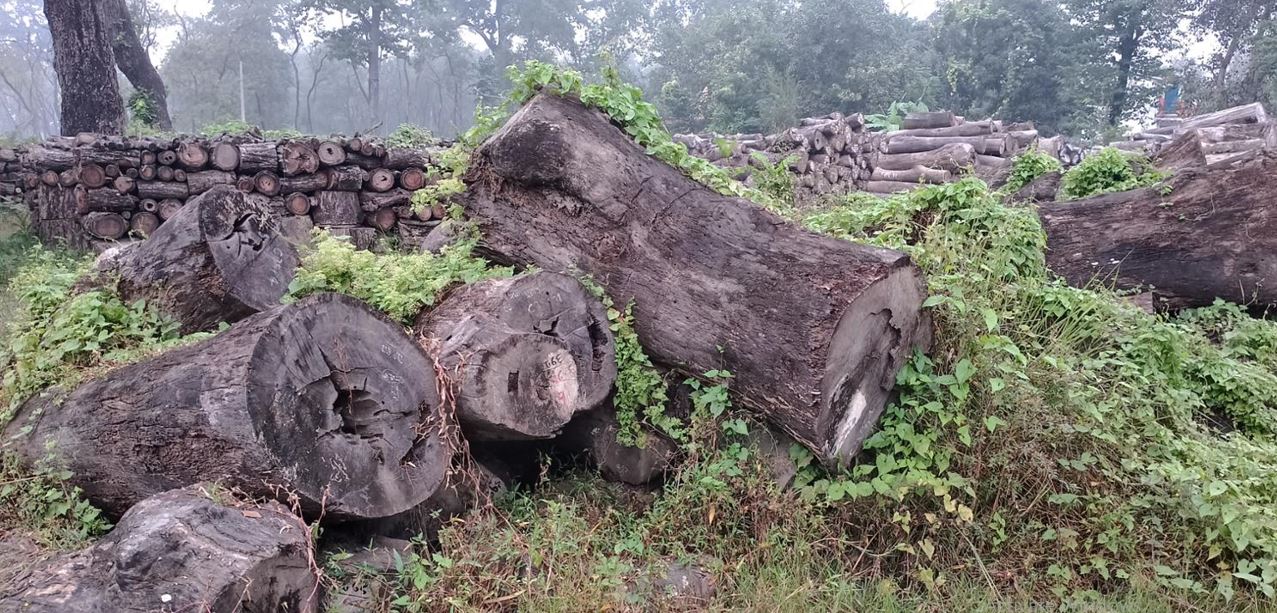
xmin=386 ymin=123 xmax=439 ymax=149
xmin=1060 ymin=147 xmax=1166 ymax=199
xmin=199 ymin=119 xmax=256 ymax=137
xmin=1003 ymin=147 xmax=1062 ymax=193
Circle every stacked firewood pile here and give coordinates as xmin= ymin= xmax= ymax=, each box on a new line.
xmin=0 ymin=132 xmax=448 ymax=252
xmin=673 ymin=112 xmax=871 ymax=200
xmin=863 ymin=110 xmax=1045 ymax=194
xmin=6 ymin=94 xmax=1277 ymax=610
xmin=1111 ymin=102 xmax=1276 ymax=166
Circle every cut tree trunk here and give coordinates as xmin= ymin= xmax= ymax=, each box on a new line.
xmin=97 ymin=185 xmax=298 ymax=332
xmin=901 ymin=111 xmax=957 ymax=130
xmin=211 ymin=142 xmax=240 ymax=171
xmin=78 ymin=162 xmax=106 ymax=188
xmin=413 ymin=272 xmax=617 ymax=441
xmin=359 ymin=188 xmax=413 ymax=211
xmin=326 ymin=165 xmax=368 ymax=190
xmin=873 ymin=143 xmax=975 ymax=172
xmin=1039 ymin=151 xmax=1277 ymax=310
xmin=2 ymin=293 xmax=447 ymax=521
xmin=254 ymin=170 xmax=281 ymax=196
xmin=157 ymin=198 xmax=182 ymax=220
xmin=74 ymin=185 xmax=136 ymax=214
xmin=82 ymin=211 xmax=127 ymax=239
xmin=1153 ymin=130 xmax=1207 ymax=170
xmin=399 ymin=167 xmax=426 ymax=190
xmin=318 ymin=140 xmax=346 ymax=166
xmin=186 ymin=169 xmax=237 ymax=194
xmin=312 ymin=190 xmax=361 ymax=225
xmin=177 ymin=141 xmax=208 ymax=169
xmin=237 ymin=142 xmax=279 ymax=173
xmin=285 ymin=192 xmax=312 ymax=216
xmin=279 ymin=172 xmax=329 ymax=193
xmin=863 ymin=180 xmax=925 ymax=194
xmin=463 ymin=94 xmax=929 ymax=465
xmin=279 ymin=141 xmax=320 ymax=176
xmin=869 ymin=166 xmax=952 ymax=184
xmin=892 ymin=120 xmax=997 ymax=138
xmin=135 ymin=180 xmax=187 ymax=200
xmin=1175 ymin=102 xmax=1268 ymax=132
xmin=0 ymin=487 xmax=318 ymax=613
xmin=366 ymin=168 xmax=396 ymax=192
xmin=129 ymin=210 xmax=159 ymax=236
xmin=385 ymin=147 xmax=433 ymax=169
xmin=884 ymin=134 xmax=1006 ymax=156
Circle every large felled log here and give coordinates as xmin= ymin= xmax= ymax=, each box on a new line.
xmin=901 ymin=111 xmax=957 ymax=130
xmin=1175 ymin=102 xmax=1268 ymax=132
xmin=464 ymin=94 xmax=929 ymax=464
xmin=885 ymin=134 xmax=1006 ymax=156
xmin=0 ymin=487 xmax=319 ymax=613
xmin=99 ymin=185 xmax=298 ymax=332
xmin=873 ymin=143 xmax=975 ymax=172
xmin=1040 ymin=151 xmax=1277 ymax=310
xmin=892 ymin=120 xmax=998 ymax=138
xmin=3 ymin=293 xmax=447 ymax=520
xmin=414 ymin=272 xmax=617 ymax=441
xmin=870 ymin=165 xmax=952 ymax=184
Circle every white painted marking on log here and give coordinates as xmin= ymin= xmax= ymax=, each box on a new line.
xmin=545 ymin=350 xmax=579 ymax=412
xmin=833 ymin=390 xmax=868 ymax=458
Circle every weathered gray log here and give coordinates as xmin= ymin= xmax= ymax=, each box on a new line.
xmin=285 ymin=192 xmax=312 ymax=216
xmin=464 ymin=94 xmax=929 ymax=465
xmin=326 ymin=165 xmax=368 ymax=190
xmin=1007 ymin=171 xmax=1061 ymax=204
xmin=370 ymin=207 xmax=398 ymax=231
xmin=1175 ymin=102 xmax=1268 ymax=132
xmin=157 ymin=198 xmax=183 ymax=220
xmin=211 ymin=141 xmax=240 ymax=171
xmin=975 ymin=153 xmax=1013 ymax=168
xmin=279 ymin=172 xmax=329 ymax=193
xmin=414 ymin=271 xmax=617 ymax=440
xmin=155 ymin=164 xmax=174 ymax=181
xmin=134 ymin=179 xmax=188 ymax=200
xmin=177 ymin=141 xmax=208 ymax=169
xmin=74 ymin=186 xmax=137 ymax=214
xmin=385 ymin=147 xmax=433 ymax=169
xmin=359 ymin=188 xmax=413 ymax=211
xmin=96 ymin=185 xmax=298 ymax=332
xmin=186 ymin=169 xmax=237 ymax=194
xmin=81 ymin=211 xmax=127 ymax=239
xmin=157 ymin=150 xmax=178 ymax=166
xmin=560 ymin=404 xmax=678 ymax=485
xmin=869 ymin=165 xmax=952 ymax=184
xmin=318 ymin=140 xmax=347 ymax=166
xmin=77 ymin=162 xmax=107 ymax=188
xmin=237 ymin=142 xmax=279 ymax=173
xmin=0 ymin=487 xmax=319 ymax=613
xmin=324 ymin=225 xmax=377 ymax=250
xmin=885 ymin=134 xmax=1006 ymax=156
xmin=129 ymin=210 xmax=159 ymax=236
xmin=280 ymin=141 xmax=320 ymax=176
xmin=3 ymin=293 xmax=447 ymax=520
xmin=1202 ymin=139 xmax=1265 ymax=155
xmin=255 ymin=170 xmax=281 ymax=196
xmin=891 ymin=120 xmax=997 ymax=138
xmin=873 ymin=143 xmax=975 ymax=172
xmin=25 ymin=145 xmax=77 ymax=170
xmin=863 ymin=180 xmax=925 ymax=194
xmin=1040 ymin=151 xmax=1277 ymax=310
xmin=366 ymin=168 xmax=396 ymax=192
xmin=313 ymin=190 xmax=361 ymax=225
xmin=901 ymin=111 xmax=957 ymax=130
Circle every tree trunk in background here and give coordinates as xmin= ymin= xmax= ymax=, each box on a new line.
xmin=100 ymin=0 xmax=172 ymax=130
xmin=1108 ymin=19 xmax=1142 ymax=126
xmin=44 ymin=0 xmax=125 ymax=135
xmin=368 ymin=4 xmax=382 ymax=128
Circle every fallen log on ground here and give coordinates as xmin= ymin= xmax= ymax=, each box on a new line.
xmin=1040 ymin=151 xmax=1277 ymax=310
xmin=3 ymin=293 xmax=448 ymax=520
xmin=463 ymin=93 xmax=930 ymax=465
xmin=873 ymin=143 xmax=975 ymax=172
xmin=97 ymin=185 xmax=298 ymax=333
xmin=415 ymin=271 xmax=617 ymax=440
xmin=0 ymin=487 xmax=319 ymax=613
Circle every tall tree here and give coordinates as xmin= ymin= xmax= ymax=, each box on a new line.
xmin=1065 ymin=0 xmax=1191 ymax=125
xmin=1195 ymin=0 xmax=1277 ymax=97
xmin=102 ymin=0 xmax=172 ymax=129
xmin=307 ymin=0 xmax=412 ymax=128
xmin=44 ymin=0 xmax=125 ymax=134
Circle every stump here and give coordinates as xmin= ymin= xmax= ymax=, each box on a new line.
xmin=415 ymin=271 xmax=618 ymax=441
xmin=464 ymin=94 xmax=929 ymax=465
xmin=0 ymin=487 xmax=320 ymax=613
xmin=3 ymin=294 xmax=448 ymax=521
xmin=100 ymin=184 xmax=299 ymax=332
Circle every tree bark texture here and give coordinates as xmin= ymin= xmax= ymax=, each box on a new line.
xmin=463 ymin=94 xmax=930 ymax=465
xmin=44 ymin=0 xmax=125 ymax=135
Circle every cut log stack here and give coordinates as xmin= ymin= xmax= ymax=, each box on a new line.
xmin=0 ymin=131 xmax=449 ymax=252
xmin=864 ymin=112 xmax=1035 ymax=194
xmin=673 ymin=111 xmax=871 ymax=200
xmin=1118 ymin=103 xmax=1273 ymax=168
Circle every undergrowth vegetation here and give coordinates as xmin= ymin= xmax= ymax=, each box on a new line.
xmin=1002 ymin=147 xmax=1062 ymax=193
xmin=1060 ymin=147 xmax=1167 ymax=199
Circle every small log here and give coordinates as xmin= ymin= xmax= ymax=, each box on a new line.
xmin=75 ymin=186 xmax=137 ymax=214
xmin=139 ymin=198 xmax=158 ymax=212
xmin=284 ymin=192 xmax=312 ymax=216
xmin=186 ymin=169 xmax=237 ymax=194
xmin=870 ymin=165 xmax=952 ymax=184
xmin=385 ymin=147 xmax=433 ymax=169
xmin=237 ymin=141 xmax=279 ymax=172
xmin=40 ymin=169 xmax=59 ymax=186
xmin=82 ymin=212 xmax=128 ymax=240
xmin=25 ymin=145 xmax=77 ymax=170
xmin=177 ymin=141 xmax=209 ymax=169
xmin=236 ymin=175 xmax=256 ymax=193
xmin=157 ymin=198 xmax=184 ymax=220
xmin=94 ymin=185 xmax=299 ymax=332
xmin=346 ymin=136 xmax=364 ymax=152
xmin=370 ymin=208 xmax=398 ymax=231
xmin=465 ymin=94 xmax=929 ymax=465
xmin=103 ymin=163 xmax=120 ymax=178
xmin=156 ymin=165 xmax=175 ymax=181
xmin=255 ymin=170 xmax=281 ymax=196
xmin=135 ymin=180 xmax=188 ymax=200
xmin=312 ymin=190 xmax=361 ymax=225
xmin=280 ymin=141 xmax=320 ymax=176
xmin=172 ymin=168 xmax=187 ymax=182
xmin=901 ymin=111 xmax=957 ymax=130
xmin=3 ymin=293 xmax=446 ymax=520
xmin=326 ymin=165 xmax=368 ymax=191
xmin=359 ymin=188 xmax=413 ymax=211
xmin=345 ymin=152 xmax=385 ymax=170
xmin=138 ymin=164 xmax=157 ymax=180
xmin=863 ymin=180 xmax=925 ymax=194
xmin=414 ymin=272 xmax=617 ymax=440
xmin=58 ymin=169 xmax=77 ymax=187
xmin=399 ymin=167 xmax=427 ymax=190
xmin=0 ymin=487 xmax=320 ymax=613
xmin=1194 ymin=124 xmax=1268 ymax=143
xmin=279 ymin=172 xmax=329 ymax=193
xmin=211 ymin=141 xmax=240 ymax=171
xmin=366 ymin=168 xmax=396 ymax=192
xmin=140 ymin=150 xmax=158 ymax=166
xmin=873 ymin=143 xmax=975 ymax=172
xmin=975 ymin=153 xmax=1013 ymax=168
xmin=129 ymin=211 xmax=160 ymax=236
xmin=318 ymin=140 xmax=347 ymax=166
xmin=157 ymin=149 xmax=178 ymax=166
xmin=124 ymin=166 xmax=138 ymax=178
xmin=112 ymin=175 xmax=134 ymax=194
xmin=78 ymin=163 xmax=107 ymax=189
xmin=885 ymin=134 xmax=1006 ymax=156
xmin=1039 ymin=151 xmax=1277 ymax=310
